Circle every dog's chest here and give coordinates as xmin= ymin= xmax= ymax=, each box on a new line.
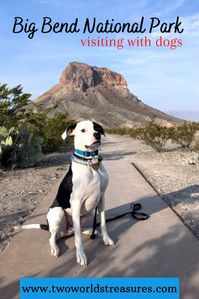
xmin=72 ymin=161 xmax=108 ymax=192
xmin=71 ymin=162 xmax=108 ymax=213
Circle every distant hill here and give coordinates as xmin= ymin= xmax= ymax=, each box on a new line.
xmin=33 ymin=62 xmax=179 ymax=127
xmin=166 ymin=111 xmax=199 ymax=122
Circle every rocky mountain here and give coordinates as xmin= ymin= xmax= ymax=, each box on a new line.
xmin=33 ymin=62 xmax=178 ymax=127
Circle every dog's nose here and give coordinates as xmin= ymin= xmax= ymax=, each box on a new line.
xmin=93 ymin=132 xmax=101 ymax=140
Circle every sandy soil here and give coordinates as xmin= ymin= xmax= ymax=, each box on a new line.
xmin=0 ymin=134 xmax=198 ymax=254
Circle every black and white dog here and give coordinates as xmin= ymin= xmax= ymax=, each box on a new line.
xmin=16 ymin=120 xmax=114 ymax=266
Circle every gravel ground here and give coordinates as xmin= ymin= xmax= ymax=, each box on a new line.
xmin=0 ymin=135 xmax=199 ymax=255
xmin=132 ymin=147 xmax=199 ymax=240
xmin=0 ymin=152 xmax=71 ymax=254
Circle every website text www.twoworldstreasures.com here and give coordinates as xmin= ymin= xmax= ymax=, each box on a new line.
xmin=20 ymin=278 xmax=179 ymax=299
xmin=21 ymin=283 xmax=177 ymax=294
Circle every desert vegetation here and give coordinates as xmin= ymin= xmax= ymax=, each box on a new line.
xmin=0 ymin=83 xmax=72 ymax=169
xmin=1 ymin=83 xmax=199 ymax=169
xmin=106 ymin=120 xmax=199 ymax=152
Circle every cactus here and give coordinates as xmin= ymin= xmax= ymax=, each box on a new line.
xmin=0 ymin=127 xmax=9 ymax=143
xmin=0 ymin=123 xmax=43 ymax=168
xmin=0 ymin=127 xmax=14 ymax=164
xmin=15 ymin=124 xmax=43 ymax=168
xmin=1 ymin=136 xmax=13 ymax=146
xmin=0 ymin=131 xmax=14 ymax=167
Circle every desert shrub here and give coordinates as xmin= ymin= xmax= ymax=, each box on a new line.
xmin=41 ymin=113 xmax=71 ymax=152
xmin=131 ymin=121 xmax=173 ymax=152
xmin=106 ymin=122 xmax=173 ymax=152
xmin=107 ymin=122 xmax=173 ymax=152
xmin=171 ymin=122 xmax=198 ymax=149
xmin=0 ymin=83 xmax=73 ymax=161
xmin=193 ymin=138 xmax=199 ymax=151
xmin=0 ymin=123 xmax=43 ymax=168
xmin=143 ymin=122 xmax=170 ymax=151
xmin=25 ymin=109 xmax=71 ymax=152
xmin=129 ymin=127 xmax=145 ymax=139
xmin=0 ymin=83 xmax=31 ymax=128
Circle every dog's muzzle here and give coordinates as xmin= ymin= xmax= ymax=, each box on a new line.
xmin=85 ymin=141 xmax=101 ymax=149
xmin=84 ymin=132 xmax=101 ymax=149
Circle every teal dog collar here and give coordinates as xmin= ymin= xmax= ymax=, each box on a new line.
xmin=74 ymin=149 xmax=98 ymax=158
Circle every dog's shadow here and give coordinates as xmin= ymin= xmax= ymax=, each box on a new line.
xmin=56 ymin=239 xmax=70 ymax=256
xmin=56 ymin=203 xmax=135 ymax=257
xmin=102 ymin=150 xmax=136 ymax=161
xmin=57 ymin=195 xmax=161 ymax=258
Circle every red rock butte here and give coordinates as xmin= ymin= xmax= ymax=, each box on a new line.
xmin=33 ymin=62 xmax=178 ymax=127
xmin=59 ymin=62 xmax=128 ymax=91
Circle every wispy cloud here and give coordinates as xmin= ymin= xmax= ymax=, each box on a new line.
xmin=161 ymin=0 xmax=186 ymax=16
xmin=153 ymin=0 xmax=187 ymax=17
xmin=181 ymin=13 xmax=199 ymax=36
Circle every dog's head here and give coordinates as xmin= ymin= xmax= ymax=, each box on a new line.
xmin=62 ymin=120 xmax=105 ymax=151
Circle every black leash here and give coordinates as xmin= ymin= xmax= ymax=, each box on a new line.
xmin=90 ymin=202 xmax=149 ymax=239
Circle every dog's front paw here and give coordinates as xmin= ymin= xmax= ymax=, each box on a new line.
xmin=76 ymin=249 xmax=88 ymax=267
xmin=103 ymin=235 xmax=115 ymax=246
xmin=51 ymin=245 xmax=60 ymax=257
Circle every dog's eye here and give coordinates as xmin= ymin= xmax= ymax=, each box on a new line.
xmin=81 ymin=129 xmax=86 ymax=133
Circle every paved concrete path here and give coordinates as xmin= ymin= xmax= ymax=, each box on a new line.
xmin=1 ymin=135 xmax=199 ymax=299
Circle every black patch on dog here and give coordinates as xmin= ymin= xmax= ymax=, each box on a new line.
xmin=40 ymin=224 xmax=49 ymax=231
xmin=50 ymin=166 xmax=72 ymax=209
xmin=67 ymin=123 xmax=77 ymax=135
xmin=93 ymin=122 xmax=105 ymax=136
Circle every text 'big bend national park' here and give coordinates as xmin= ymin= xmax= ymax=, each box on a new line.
xmin=12 ymin=16 xmax=184 ymax=39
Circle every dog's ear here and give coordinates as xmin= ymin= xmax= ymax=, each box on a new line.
xmin=61 ymin=123 xmax=77 ymax=140
xmin=93 ymin=122 xmax=105 ymax=136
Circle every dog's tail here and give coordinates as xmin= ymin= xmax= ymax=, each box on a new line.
xmin=14 ymin=225 xmax=97 ymax=236
xmin=14 ymin=223 xmax=49 ymax=232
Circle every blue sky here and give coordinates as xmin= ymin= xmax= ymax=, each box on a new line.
xmin=0 ymin=0 xmax=199 ymax=111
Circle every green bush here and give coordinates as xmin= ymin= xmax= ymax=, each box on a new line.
xmin=136 ymin=121 xmax=173 ymax=152
xmin=193 ymin=138 xmax=199 ymax=151
xmin=129 ymin=127 xmax=145 ymax=139
xmin=171 ymin=122 xmax=198 ymax=149
xmin=26 ymin=109 xmax=71 ymax=152
xmin=107 ymin=121 xmax=173 ymax=152
xmin=41 ymin=112 xmax=71 ymax=152
xmin=0 ymin=82 xmax=78 ymax=170
xmin=0 ymin=83 xmax=31 ymax=128
xmin=0 ymin=83 xmax=73 ymax=155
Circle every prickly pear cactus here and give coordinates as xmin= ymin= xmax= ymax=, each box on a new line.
xmin=13 ymin=123 xmax=43 ymax=168
xmin=0 ymin=127 xmax=15 ymax=167
xmin=0 ymin=123 xmax=43 ymax=168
